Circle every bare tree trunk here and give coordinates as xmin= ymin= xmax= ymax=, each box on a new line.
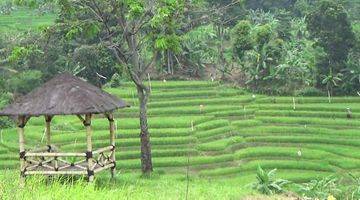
xmin=137 ymin=85 xmax=153 ymax=174
xmin=127 ymin=33 xmax=154 ymax=174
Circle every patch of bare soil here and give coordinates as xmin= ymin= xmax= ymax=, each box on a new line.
xmin=241 ymin=193 xmax=302 ymax=200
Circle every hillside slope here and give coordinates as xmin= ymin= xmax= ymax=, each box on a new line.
xmin=1 ymin=81 xmax=360 ymax=182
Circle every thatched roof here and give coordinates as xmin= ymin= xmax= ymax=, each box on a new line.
xmin=0 ymin=72 xmax=128 ymax=116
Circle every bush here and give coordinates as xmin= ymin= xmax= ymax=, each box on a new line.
xmin=295 ymin=87 xmax=326 ymax=97
xmin=296 ymin=176 xmax=340 ymax=199
xmin=106 ymin=73 xmax=125 ymax=88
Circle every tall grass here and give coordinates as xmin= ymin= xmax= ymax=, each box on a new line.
xmin=0 ymin=171 xmax=253 ymax=200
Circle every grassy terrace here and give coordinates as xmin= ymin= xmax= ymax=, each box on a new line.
xmin=0 ymin=7 xmax=55 ymax=33
xmin=0 ymin=81 xmax=360 ymax=183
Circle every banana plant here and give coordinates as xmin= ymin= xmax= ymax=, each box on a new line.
xmin=252 ymin=165 xmax=290 ymax=195
xmin=321 ymin=68 xmax=343 ymax=103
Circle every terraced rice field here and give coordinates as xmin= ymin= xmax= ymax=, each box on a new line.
xmin=0 ymin=7 xmax=55 ymax=33
xmin=0 ymin=81 xmax=359 ymax=182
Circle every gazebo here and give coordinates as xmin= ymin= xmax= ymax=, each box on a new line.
xmin=0 ymin=72 xmax=128 ymax=182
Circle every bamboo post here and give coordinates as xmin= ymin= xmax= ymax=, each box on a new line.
xmin=84 ymin=114 xmax=94 ymax=182
xmin=108 ymin=113 xmax=116 ymax=178
xmin=17 ymin=116 xmax=26 ymax=185
xmin=45 ymin=116 xmax=52 ymax=150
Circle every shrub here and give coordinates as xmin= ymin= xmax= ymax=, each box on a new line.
xmin=252 ymin=165 xmax=290 ymax=195
xmin=296 ymin=176 xmax=340 ymax=199
xmin=295 ymin=87 xmax=326 ymax=97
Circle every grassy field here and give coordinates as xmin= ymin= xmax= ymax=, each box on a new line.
xmin=0 ymin=4 xmax=55 ymax=33
xmin=0 ymin=170 xmax=256 ymax=200
xmin=0 ymin=81 xmax=360 ymax=198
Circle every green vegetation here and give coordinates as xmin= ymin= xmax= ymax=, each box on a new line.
xmin=0 ymin=8 xmax=54 ymax=33
xmin=0 ymin=0 xmax=359 ymax=199
xmin=252 ymin=166 xmax=290 ymax=195
xmin=0 ymin=171 xmax=254 ymax=200
xmin=1 ymin=81 xmax=360 ymax=184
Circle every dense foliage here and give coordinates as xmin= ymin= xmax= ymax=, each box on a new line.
xmin=0 ymin=0 xmax=357 ymax=97
xmin=0 ymin=0 xmax=358 ymax=122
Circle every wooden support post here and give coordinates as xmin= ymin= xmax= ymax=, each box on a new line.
xmin=17 ymin=116 xmax=26 ymax=184
xmin=85 ymin=114 xmax=94 ymax=182
xmin=108 ymin=113 xmax=116 ymax=178
xmin=45 ymin=116 xmax=52 ymax=149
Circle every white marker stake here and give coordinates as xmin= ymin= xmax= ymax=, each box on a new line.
xmin=293 ymin=97 xmax=296 ymax=110
xmin=0 ymin=130 xmax=3 ymax=143
xmin=244 ymin=106 xmax=246 ymax=119
xmin=191 ymin=121 xmax=194 ymax=132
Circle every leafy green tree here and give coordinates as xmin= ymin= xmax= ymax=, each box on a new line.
xmin=231 ymin=20 xmax=253 ymax=60
xmin=306 ymin=0 xmax=355 ymax=77
xmin=58 ymin=0 xmax=185 ymax=174
xmin=232 ymin=13 xmax=317 ymax=95
xmin=342 ymin=48 xmax=360 ymax=95
xmin=180 ymin=25 xmax=217 ymax=77
xmin=6 ymin=70 xmax=43 ymax=95
xmin=245 ymin=0 xmax=297 ymax=11
xmin=72 ymin=44 xmax=118 ymax=87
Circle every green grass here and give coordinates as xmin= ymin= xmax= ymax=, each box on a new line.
xmin=199 ymin=160 xmax=335 ymax=176
xmin=235 ymin=125 xmax=360 ymax=138
xmin=195 ymin=126 xmax=233 ymax=139
xmin=195 ymin=119 xmax=229 ymax=131
xmin=2 ymin=80 xmax=360 ymax=195
xmin=232 ymin=119 xmax=263 ymax=127
xmin=256 ymin=96 xmax=360 ymax=104
xmin=197 ymin=137 xmax=244 ymax=151
xmin=233 ymin=146 xmax=360 ymax=169
xmin=0 ymin=8 xmax=55 ymax=33
xmin=60 ymin=136 xmax=196 ymax=151
xmin=256 ymin=110 xmax=360 ymax=119
xmin=245 ymin=135 xmax=360 ymax=147
xmin=148 ymin=96 xmax=254 ymax=108
xmin=250 ymin=103 xmax=360 ymax=112
xmin=257 ymin=116 xmax=360 ymax=127
xmin=115 ymin=81 xmax=219 ymax=89
xmin=0 ymin=171 xmax=254 ymax=200
xmin=109 ymin=88 xmax=242 ymax=99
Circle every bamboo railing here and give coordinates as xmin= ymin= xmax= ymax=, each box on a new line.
xmin=22 ymin=145 xmax=115 ymax=176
